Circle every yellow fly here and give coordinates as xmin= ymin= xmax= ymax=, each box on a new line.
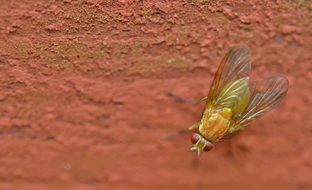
xmin=189 ymin=45 xmax=288 ymax=155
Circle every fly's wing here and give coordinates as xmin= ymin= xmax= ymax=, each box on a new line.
xmin=205 ymin=45 xmax=251 ymax=111
xmin=233 ymin=75 xmax=289 ymax=128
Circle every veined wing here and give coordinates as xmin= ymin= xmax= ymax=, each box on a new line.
xmin=233 ymin=75 xmax=289 ymax=128
xmin=206 ymin=45 xmax=251 ymax=112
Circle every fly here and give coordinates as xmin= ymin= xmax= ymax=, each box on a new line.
xmin=189 ymin=45 xmax=289 ymax=155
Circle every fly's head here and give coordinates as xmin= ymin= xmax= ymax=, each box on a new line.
xmin=190 ymin=133 xmax=214 ymax=155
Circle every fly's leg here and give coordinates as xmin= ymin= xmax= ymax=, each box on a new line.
xmin=164 ymin=129 xmax=189 ymax=141
xmin=164 ymin=122 xmax=199 ymax=141
xmin=192 ymin=155 xmax=200 ymax=168
xmin=228 ymin=124 xmax=245 ymax=134
xmin=197 ymin=96 xmax=208 ymax=104
xmin=164 ymin=122 xmax=200 ymax=142
xmin=224 ymin=138 xmax=236 ymax=160
xmin=167 ymin=91 xmax=207 ymax=105
xmin=165 ymin=92 xmax=205 ymax=141
xmin=188 ymin=122 xmax=199 ymax=130
xmin=167 ymin=91 xmax=196 ymax=105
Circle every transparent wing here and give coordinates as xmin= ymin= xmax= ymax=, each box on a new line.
xmin=235 ymin=75 xmax=289 ymax=126
xmin=206 ymin=45 xmax=252 ymax=109
xmin=216 ymin=77 xmax=251 ymax=115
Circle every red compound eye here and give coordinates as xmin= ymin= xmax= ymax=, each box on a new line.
xmin=203 ymin=143 xmax=214 ymax=151
xmin=190 ymin=133 xmax=200 ymax=144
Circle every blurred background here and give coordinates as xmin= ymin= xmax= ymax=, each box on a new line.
xmin=0 ymin=0 xmax=311 ymax=189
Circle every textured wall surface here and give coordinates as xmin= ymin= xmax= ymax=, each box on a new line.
xmin=0 ymin=0 xmax=311 ymax=189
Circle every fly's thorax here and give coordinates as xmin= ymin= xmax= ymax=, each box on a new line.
xmin=219 ymin=107 xmax=232 ymax=120
xmin=199 ymin=107 xmax=232 ymax=143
